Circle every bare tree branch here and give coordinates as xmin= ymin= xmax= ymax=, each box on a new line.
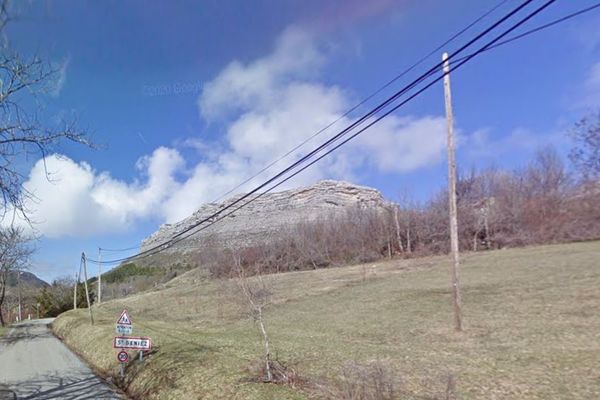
xmin=0 ymin=0 xmax=93 ymax=221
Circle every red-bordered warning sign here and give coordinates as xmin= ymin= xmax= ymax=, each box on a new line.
xmin=116 ymin=309 xmax=132 ymax=325
xmin=117 ymin=350 xmax=129 ymax=363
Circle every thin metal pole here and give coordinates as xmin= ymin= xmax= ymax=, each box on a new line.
xmin=442 ymin=52 xmax=463 ymax=332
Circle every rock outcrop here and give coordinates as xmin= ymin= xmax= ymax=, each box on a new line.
xmin=141 ymin=180 xmax=392 ymax=255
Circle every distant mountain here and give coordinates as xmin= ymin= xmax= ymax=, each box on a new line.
xmin=141 ymin=180 xmax=392 ymax=260
xmin=6 ymin=270 xmax=49 ymax=289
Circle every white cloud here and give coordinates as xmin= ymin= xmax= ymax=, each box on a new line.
xmin=12 ymin=25 xmax=450 ymax=236
xmin=161 ymin=26 xmax=448 ymax=222
xmin=353 ymin=115 xmax=447 ymax=173
xmin=7 ymin=148 xmax=183 ymax=238
xmin=199 ymin=26 xmax=324 ymax=121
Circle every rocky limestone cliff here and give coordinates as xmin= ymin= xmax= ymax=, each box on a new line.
xmin=141 ymin=180 xmax=392 ymax=255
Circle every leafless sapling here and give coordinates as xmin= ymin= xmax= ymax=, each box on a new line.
xmin=232 ymin=255 xmax=275 ymax=382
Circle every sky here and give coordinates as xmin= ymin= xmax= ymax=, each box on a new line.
xmin=4 ymin=0 xmax=600 ymax=281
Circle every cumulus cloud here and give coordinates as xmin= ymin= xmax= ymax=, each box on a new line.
xmin=199 ymin=27 xmax=324 ymax=121
xmin=352 ymin=116 xmax=447 ymax=173
xmin=7 ymin=147 xmax=183 ymax=238
xmin=158 ymin=25 xmax=448 ymax=222
xmin=12 ymin=25 xmax=449 ymax=236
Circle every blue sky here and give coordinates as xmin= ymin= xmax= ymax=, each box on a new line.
xmin=5 ymin=0 xmax=600 ymax=281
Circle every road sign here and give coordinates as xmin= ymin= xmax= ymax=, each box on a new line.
xmin=116 ymin=310 xmax=132 ymax=325
xmin=113 ymin=336 xmax=151 ymax=350
xmin=117 ymin=350 xmax=129 ymax=363
xmin=116 ymin=324 xmax=133 ymax=335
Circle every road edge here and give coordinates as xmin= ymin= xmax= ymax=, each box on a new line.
xmin=49 ymin=319 xmax=132 ymax=399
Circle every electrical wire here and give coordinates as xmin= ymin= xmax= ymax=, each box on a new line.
xmin=92 ymin=0 xmax=600 ymax=266
xmin=99 ymin=245 xmax=140 ymax=253
xmin=90 ymin=0 xmax=548 ymax=265
xmin=481 ymin=1 xmax=600 ymax=51
xmin=131 ymin=0 xmax=563 ymax=263
xmin=208 ymin=0 xmax=512 ymax=205
xmin=88 ymin=0 xmax=547 ymax=266
xmin=95 ymin=0 xmax=599 ymax=264
xmin=89 ymin=0 xmax=515 ymax=266
xmin=447 ymin=1 xmax=600 ymax=65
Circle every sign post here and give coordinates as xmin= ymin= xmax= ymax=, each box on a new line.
xmin=113 ymin=310 xmax=151 ymax=378
xmin=117 ymin=350 xmax=128 ymax=378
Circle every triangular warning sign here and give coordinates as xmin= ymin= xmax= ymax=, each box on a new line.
xmin=117 ymin=310 xmax=132 ymax=325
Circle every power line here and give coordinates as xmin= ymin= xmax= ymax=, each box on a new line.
xmin=136 ymin=0 xmax=563 ymax=262
xmin=92 ymin=0 xmax=549 ymax=265
xmin=99 ymin=245 xmax=139 ymax=253
xmin=91 ymin=0 xmax=549 ymax=265
xmin=208 ymin=0 xmax=512 ymax=205
xmin=483 ymin=1 xmax=600 ymax=50
xmin=89 ymin=0 xmax=547 ymax=266
xmin=447 ymin=1 xmax=600 ymax=65
xmin=172 ymin=0 xmax=600 ymax=256
xmin=89 ymin=1 xmax=515 ymax=266
xmin=95 ymin=0 xmax=600 ymax=266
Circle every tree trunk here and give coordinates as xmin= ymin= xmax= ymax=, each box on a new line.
xmin=484 ymin=212 xmax=491 ymax=250
xmin=257 ymin=307 xmax=272 ymax=381
xmin=393 ymin=208 xmax=404 ymax=253
xmin=0 ymin=280 xmax=5 ymax=327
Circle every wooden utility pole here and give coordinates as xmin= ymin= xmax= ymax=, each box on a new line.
xmin=97 ymin=247 xmax=102 ymax=305
xmin=73 ymin=270 xmax=78 ymax=310
xmin=442 ymin=52 xmax=462 ymax=332
xmin=81 ymin=252 xmax=94 ymax=325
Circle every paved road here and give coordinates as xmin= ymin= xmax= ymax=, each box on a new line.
xmin=0 ymin=319 xmax=125 ymax=400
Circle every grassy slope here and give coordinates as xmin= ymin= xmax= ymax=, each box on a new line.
xmin=53 ymin=241 xmax=600 ymax=399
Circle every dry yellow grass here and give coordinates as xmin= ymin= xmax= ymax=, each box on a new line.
xmin=53 ymin=241 xmax=600 ymax=399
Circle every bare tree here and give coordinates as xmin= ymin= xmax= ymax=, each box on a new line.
xmin=232 ymin=256 xmax=275 ymax=382
xmin=569 ymin=111 xmax=600 ymax=181
xmin=0 ymin=0 xmax=92 ymax=220
xmin=0 ymin=226 xmax=33 ymax=326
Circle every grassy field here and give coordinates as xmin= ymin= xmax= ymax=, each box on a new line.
xmin=53 ymin=241 xmax=600 ymax=399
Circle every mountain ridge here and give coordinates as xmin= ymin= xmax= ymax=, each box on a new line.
xmin=141 ymin=180 xmax=393 ymax=257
